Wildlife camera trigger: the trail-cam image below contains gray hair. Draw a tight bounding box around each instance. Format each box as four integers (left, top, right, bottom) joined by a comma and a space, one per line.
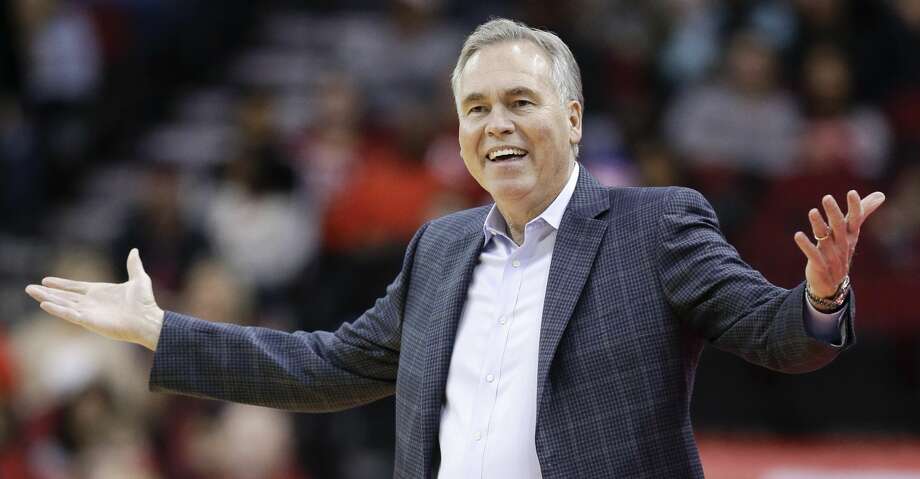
451, 18, 584, 156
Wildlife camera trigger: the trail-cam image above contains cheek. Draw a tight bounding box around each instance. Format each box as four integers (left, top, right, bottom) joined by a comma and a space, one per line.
461, 152, 480, 179
531, 122, 565, 155
458, 124, 481, 164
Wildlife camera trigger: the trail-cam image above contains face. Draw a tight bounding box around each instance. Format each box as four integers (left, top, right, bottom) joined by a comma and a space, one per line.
728, 36, 775, 94
805, 50, 849, 104
456, 41, 581, 209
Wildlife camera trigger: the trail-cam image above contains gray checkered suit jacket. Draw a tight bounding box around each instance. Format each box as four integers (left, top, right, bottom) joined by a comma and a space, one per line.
150, 166, 855, 478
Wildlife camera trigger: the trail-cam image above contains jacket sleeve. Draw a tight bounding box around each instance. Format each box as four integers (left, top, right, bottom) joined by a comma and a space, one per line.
148, 223, 429, 412
655, 187, 855, 373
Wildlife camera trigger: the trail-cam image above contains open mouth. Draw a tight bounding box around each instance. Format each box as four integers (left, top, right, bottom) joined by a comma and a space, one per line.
486, 146, 529, 162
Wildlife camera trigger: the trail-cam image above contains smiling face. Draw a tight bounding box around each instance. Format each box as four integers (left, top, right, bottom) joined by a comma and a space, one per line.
456, 41, 582, 213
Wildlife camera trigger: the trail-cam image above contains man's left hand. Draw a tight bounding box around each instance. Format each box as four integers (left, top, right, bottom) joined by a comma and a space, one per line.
793, 190, 886, 298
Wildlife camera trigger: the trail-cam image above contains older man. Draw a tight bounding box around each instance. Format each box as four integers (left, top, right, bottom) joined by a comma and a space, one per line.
26, 18, 884, 478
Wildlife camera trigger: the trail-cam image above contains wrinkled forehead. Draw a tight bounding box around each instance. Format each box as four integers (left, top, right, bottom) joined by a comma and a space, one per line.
455, 41, 556, 101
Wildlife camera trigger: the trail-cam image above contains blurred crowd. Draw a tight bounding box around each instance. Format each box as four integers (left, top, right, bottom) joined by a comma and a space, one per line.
1, 0, 919, 478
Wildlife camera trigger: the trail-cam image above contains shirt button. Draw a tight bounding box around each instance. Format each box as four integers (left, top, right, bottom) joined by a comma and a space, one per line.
486, 374, 495, 383
498, 316, 506, 325
473, 431, 482, 441
511, 260, 521, 268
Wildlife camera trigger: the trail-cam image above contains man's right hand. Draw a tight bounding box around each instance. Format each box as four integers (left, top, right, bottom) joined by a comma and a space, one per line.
25, 248, 165, 351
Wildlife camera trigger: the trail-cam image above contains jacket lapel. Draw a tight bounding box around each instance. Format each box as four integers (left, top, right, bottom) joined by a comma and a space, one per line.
536, 167, 610, 411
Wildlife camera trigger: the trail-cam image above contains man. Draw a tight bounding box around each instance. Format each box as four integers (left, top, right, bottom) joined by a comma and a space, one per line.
26, 18, 885, 478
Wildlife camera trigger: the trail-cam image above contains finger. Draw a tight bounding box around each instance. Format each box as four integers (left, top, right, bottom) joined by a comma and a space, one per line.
43, 286, 83, 304
859, 191, 886, 223
846, 190, 862, 234
26, 285, 80, 308
39, 301, 83, 324
26, 284, 53, 303
808, 208, 829, 240
41, 277, 90, 294
822, 195, 848, 248
794, 232, 828, 270
24, 284, 44, 303
127, 248, 148, 282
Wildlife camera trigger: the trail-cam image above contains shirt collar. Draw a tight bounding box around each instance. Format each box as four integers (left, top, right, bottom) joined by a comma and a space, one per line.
482, 162, 580, 244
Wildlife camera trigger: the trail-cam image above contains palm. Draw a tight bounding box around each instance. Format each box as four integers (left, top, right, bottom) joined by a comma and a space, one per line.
80, 279, 154, 341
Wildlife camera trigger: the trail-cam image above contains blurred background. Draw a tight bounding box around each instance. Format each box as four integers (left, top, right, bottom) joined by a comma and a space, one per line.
0, 0, 918, 477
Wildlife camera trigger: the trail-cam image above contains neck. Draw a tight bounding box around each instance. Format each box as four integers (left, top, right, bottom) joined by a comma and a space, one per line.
495, 161, 574, 246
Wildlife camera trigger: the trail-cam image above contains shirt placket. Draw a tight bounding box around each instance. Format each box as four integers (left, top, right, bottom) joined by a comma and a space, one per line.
466, 232, 536, 478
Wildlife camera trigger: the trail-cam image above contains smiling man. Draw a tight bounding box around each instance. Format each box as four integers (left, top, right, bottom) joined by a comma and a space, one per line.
26, 18, 885, 478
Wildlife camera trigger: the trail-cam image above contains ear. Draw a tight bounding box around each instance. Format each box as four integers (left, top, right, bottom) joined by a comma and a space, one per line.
566, 100, 583, 147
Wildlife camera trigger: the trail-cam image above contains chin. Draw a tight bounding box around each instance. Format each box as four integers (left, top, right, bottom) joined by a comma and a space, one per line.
486, 178, 537, 202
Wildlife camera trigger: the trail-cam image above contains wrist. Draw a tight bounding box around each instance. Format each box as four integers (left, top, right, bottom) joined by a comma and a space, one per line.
806, 275, 850, 313
140, 307, 165, 351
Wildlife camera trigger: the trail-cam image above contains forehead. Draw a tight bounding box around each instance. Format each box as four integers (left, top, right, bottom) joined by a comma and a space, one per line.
457, 41, 554, 98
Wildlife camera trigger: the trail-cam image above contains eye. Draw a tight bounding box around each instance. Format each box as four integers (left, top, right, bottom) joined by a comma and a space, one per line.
512, 99, 533, 108
467, 105, 487, 115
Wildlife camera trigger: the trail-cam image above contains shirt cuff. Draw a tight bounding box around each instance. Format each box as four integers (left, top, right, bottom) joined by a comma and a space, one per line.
803, 292, 847, 346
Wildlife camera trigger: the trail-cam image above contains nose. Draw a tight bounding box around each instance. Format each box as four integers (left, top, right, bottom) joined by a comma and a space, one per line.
485, 106, 514, 138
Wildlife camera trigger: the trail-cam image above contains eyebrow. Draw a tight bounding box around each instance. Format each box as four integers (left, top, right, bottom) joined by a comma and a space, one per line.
506, 87, 539, 98
460, 92, 486, 106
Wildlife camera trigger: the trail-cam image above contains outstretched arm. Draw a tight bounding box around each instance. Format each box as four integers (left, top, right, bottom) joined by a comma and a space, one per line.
24, 225, 428, 411
657, 188, 883, 373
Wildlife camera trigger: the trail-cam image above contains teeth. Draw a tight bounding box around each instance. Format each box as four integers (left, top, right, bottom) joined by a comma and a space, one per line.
488, 148, 527, 160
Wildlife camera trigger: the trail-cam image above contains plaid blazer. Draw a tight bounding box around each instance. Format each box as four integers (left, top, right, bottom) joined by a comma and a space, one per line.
150, 166, 855, 478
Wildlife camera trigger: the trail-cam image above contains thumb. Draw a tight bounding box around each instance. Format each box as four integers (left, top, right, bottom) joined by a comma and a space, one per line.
127, 248, 148, 281
860, 191, 886, 222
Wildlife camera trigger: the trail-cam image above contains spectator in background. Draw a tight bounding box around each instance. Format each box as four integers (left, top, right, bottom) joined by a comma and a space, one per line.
207, 139, 313, 297
665, 30, 801, 177
19, 0, 102, 200
22, 0, 101, 104
289, 74, 460, 251
293, 74, 368, 209
206, 91, 315, 304
112, 162, 210, 309
798, 43, 890, 178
